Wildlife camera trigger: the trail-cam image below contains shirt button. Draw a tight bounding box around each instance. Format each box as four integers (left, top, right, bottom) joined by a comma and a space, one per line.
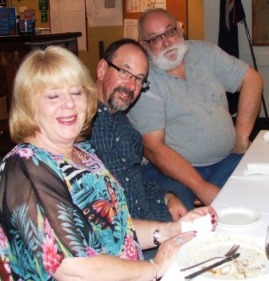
116, 137, 120, 141
125, 177, 129, 181
121, 158, 126, 162
104, 107, 108, 111
98, 109, 101, 112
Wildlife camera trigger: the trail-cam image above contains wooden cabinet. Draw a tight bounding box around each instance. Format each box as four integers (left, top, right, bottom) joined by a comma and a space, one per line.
0, 32, 81, 156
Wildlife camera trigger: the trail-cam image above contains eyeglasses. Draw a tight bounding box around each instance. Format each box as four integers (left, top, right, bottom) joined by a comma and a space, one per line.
142, 27, 178, 45
106, 60, 149, 89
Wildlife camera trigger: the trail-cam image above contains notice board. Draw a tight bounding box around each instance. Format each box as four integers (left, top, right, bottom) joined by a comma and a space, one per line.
123, 0, 188, 38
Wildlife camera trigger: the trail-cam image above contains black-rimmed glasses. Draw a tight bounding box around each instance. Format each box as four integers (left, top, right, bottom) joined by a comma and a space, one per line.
142, 27, 178, 45
106, 60, 150, 89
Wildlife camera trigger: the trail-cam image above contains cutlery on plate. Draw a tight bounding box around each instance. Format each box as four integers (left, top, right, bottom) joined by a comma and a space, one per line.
265, 226, 269, 259
180, 244, 240, 272
184, 252, 240, 280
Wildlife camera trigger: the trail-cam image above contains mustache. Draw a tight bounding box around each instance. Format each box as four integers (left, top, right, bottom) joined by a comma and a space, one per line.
112, 86, 134, 99
162, 45, 176, 55
149, 41, 188, 71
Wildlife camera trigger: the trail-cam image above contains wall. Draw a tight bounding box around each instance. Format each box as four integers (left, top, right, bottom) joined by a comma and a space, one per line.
85, 1, 202, 77
10, 1, 203, 80
80, 26, 123, 79
11, 0, 49, 29
204, 0, 269, 117
10, 0, 121, 78
188, 0, 204, 40
9, 1, 268, 117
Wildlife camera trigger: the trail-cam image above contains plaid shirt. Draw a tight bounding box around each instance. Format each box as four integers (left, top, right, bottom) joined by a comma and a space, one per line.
89, 102, 172, 221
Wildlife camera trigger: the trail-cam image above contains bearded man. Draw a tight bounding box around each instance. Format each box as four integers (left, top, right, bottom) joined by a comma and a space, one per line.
89, 38, 187, 225
128, 8, 263, 210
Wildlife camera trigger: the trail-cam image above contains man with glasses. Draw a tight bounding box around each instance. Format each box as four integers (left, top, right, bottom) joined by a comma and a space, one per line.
128, 8, 263, 210
88, 39, 188, 227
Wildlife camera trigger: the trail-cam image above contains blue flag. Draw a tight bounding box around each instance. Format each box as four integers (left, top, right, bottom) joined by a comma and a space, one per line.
218, 0, 245, 58
218, 0, 245, 114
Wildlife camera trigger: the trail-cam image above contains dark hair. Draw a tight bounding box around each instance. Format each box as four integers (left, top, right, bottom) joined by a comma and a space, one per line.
102, 38, 148, 62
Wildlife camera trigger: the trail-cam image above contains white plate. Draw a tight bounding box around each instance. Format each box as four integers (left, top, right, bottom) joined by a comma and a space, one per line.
217, 207, 261, 227
177, 232, 269, 280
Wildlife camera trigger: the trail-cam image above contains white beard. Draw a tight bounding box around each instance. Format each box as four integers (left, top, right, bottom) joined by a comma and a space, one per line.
149, 41, 189, 71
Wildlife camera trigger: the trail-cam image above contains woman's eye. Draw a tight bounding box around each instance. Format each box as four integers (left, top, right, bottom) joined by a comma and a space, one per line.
48, 95, 59, 100
71, 91, 82, 96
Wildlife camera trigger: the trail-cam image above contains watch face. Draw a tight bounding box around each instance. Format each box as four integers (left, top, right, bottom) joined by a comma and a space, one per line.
153, 229, 160, 246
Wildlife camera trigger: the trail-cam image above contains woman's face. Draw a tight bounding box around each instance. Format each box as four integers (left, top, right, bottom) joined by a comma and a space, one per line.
34, 85, 87, 147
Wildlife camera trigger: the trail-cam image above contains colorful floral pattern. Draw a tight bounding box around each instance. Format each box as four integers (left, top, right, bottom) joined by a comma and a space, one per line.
0, 141, 143, 280
0, 225, 12, 281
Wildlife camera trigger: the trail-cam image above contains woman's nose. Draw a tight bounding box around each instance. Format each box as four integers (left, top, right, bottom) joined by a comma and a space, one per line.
62, 94, 75, 108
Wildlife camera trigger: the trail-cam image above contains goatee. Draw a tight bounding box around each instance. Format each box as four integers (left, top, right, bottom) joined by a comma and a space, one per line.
149, 41, 189, 71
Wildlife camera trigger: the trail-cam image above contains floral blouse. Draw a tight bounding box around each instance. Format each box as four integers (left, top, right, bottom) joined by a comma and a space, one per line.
0, 141, 143, 281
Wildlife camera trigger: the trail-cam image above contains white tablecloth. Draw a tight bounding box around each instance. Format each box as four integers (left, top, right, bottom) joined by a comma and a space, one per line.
161, 130, 269, 281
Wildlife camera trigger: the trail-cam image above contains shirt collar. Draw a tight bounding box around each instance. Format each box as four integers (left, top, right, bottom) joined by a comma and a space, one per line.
98, 101, 124, 116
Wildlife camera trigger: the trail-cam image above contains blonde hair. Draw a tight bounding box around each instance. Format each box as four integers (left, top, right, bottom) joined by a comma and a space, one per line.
10, 45, 98, 143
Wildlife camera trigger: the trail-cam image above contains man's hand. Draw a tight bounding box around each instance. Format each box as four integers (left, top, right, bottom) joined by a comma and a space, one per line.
194, 183, 220, 206
232, 136, 251, 154
165, 192, 188, 221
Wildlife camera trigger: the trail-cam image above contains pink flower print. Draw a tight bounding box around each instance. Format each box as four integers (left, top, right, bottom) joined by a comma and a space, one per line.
42, 219, 62, 275
0, 226, 8, 249
42, 235, 62, 276
85, 246, 97, 257
44, 218, 54, 238
51, 153, 62, 162
2, 260, 12, 280
120, 235, 138, 261
17, 148, 34, 159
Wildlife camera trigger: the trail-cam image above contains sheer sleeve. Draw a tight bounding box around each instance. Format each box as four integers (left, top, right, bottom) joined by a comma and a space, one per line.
1, 152, 100, 278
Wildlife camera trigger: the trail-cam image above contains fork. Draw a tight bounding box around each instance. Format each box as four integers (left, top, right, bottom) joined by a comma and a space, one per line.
180, 244, 240, 272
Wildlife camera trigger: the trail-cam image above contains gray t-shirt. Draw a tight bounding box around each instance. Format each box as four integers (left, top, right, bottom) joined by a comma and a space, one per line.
128, 40, 249, 166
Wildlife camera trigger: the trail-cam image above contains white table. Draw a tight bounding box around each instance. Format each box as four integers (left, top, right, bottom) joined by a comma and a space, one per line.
162, 130, 269, 281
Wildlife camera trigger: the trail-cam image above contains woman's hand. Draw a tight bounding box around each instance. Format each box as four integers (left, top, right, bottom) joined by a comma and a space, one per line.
167, 206, 218, 238
180, 206, 218, 230
153, 231, 196, 278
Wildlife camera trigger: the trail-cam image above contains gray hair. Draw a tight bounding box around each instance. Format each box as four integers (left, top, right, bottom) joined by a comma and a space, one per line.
137, 8, 177, 40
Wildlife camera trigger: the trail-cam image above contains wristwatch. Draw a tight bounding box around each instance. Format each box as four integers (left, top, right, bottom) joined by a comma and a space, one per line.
153, 229, 160, 246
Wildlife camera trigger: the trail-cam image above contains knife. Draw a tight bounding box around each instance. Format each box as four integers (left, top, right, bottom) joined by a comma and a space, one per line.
184, 253, 240, 280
